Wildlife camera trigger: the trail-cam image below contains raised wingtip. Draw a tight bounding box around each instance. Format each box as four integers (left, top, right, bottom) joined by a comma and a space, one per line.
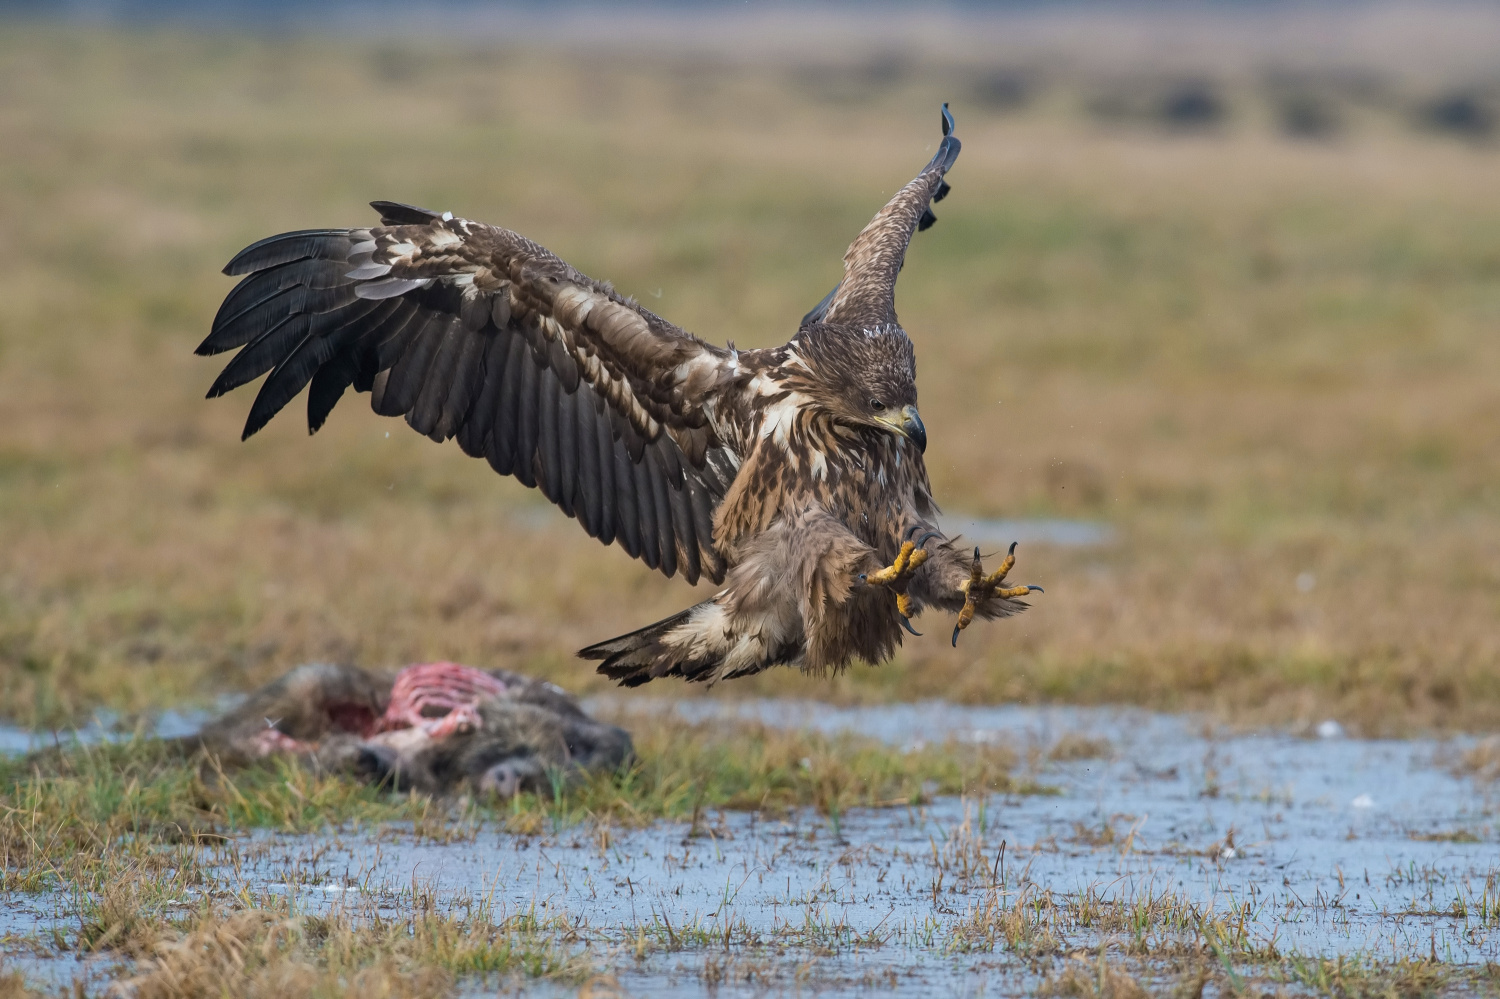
369, 201, 443, 225
923, 105, 961, 180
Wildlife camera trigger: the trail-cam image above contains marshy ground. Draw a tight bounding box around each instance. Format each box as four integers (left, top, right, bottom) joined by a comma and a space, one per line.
2, 703, 1498, 995
3, 11, 1500, 995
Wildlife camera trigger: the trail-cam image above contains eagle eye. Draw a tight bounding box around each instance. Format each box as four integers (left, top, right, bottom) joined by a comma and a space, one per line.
869, 399, 886, 412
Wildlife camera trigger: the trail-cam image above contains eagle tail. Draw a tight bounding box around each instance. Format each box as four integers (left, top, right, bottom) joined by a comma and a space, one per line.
580, 595, 797, 687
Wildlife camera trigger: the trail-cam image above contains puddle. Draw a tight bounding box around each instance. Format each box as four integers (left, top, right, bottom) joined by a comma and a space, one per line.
938, 516, 1115, 548
2, 701, 1495, 994
0, 709, 212, 756
593, 697, 1142, 749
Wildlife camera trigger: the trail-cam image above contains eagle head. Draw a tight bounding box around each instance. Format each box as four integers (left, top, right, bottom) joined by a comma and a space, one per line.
792, 323, 925, 452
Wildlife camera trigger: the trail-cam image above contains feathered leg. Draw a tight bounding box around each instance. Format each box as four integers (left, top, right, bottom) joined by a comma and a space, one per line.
582, 505, 893, 686
861, 529, 943, 634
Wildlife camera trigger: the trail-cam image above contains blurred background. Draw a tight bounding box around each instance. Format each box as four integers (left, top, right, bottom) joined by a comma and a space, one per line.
1, 1, 1498, 735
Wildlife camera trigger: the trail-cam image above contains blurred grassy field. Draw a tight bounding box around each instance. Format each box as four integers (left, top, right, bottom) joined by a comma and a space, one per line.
2, 27, 1499, 734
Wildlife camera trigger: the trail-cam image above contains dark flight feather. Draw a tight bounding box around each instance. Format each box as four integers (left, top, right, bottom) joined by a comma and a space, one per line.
574, 387, 603, 537
645, 448, 677, 578
380, 315, 446, 418
611, 441, 641, 558
631, 452, 659, 569
594, 400, 618, 545
202, 259, 349, 355
244, 326, 341, 439
537, 371, 564, 511
307, 352, 359, 434
223, 230, 352, 277
488, 334, 527, 476
205, 286, 359, 391
513, 347, 541, 490
454, 332, 507, 458
556, 376, 580, 515
409, 319, 466, 439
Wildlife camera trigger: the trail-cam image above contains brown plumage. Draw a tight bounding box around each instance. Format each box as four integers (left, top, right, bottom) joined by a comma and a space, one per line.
199, 105, 1040, 687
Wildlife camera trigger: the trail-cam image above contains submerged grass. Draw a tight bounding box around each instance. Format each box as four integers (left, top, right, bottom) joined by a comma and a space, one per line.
0, 743, 1491, 995
97, 899, 591, 998
0, 720, 1025, 993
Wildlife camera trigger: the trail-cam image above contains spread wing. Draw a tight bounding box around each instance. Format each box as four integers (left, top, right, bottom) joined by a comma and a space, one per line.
198, 202, 738, 584
802, 104, 961, 329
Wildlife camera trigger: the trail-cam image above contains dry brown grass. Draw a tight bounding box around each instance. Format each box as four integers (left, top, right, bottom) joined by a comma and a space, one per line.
1038, 957, 1152, 999
1047, 734, 1113, 762
1, 28, 1499, 734
1457, 737, 1500, 782
0, 968, 41, 999
102, 906, 582, 999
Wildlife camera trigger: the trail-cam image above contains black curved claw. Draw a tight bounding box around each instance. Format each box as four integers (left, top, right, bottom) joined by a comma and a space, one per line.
1008, 541, 1018, 556
900, 616, 922, 637
1025, 585, 1044, 594
951, 624, 962, 648
915, 531, 942, 550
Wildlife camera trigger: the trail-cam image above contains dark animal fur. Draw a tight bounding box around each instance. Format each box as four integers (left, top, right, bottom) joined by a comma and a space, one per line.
185, 663, 632, 797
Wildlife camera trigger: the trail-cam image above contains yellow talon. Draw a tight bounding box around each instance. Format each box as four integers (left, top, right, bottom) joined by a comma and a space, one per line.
864, 538, 934, 635
865, 541, 928, 586
983, 547, 1016, 588
953, 548, 984, 640
952, 543, 1042, 648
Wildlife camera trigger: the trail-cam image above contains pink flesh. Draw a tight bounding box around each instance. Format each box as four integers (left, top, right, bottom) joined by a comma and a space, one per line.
376, 661, 508, 736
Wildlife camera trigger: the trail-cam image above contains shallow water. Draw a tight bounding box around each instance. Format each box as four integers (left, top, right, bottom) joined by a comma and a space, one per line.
0, 709, 212, 756
4, 702, 1496, 995
938, 516, 1114, 548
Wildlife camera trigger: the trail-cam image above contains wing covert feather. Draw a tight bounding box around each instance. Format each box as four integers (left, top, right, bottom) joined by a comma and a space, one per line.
201, 206, 736, 584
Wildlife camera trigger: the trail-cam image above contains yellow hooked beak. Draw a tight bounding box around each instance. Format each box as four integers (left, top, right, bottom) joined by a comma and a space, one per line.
877, 404, 927, 453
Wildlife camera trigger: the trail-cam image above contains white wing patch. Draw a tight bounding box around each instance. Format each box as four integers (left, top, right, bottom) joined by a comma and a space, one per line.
759, 391, 812, 457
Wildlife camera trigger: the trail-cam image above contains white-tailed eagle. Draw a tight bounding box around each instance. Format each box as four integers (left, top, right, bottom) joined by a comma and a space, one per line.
199, 105, 1040, 686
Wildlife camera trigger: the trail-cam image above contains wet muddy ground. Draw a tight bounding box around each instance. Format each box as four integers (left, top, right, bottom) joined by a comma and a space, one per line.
4, 702, 1498, 995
